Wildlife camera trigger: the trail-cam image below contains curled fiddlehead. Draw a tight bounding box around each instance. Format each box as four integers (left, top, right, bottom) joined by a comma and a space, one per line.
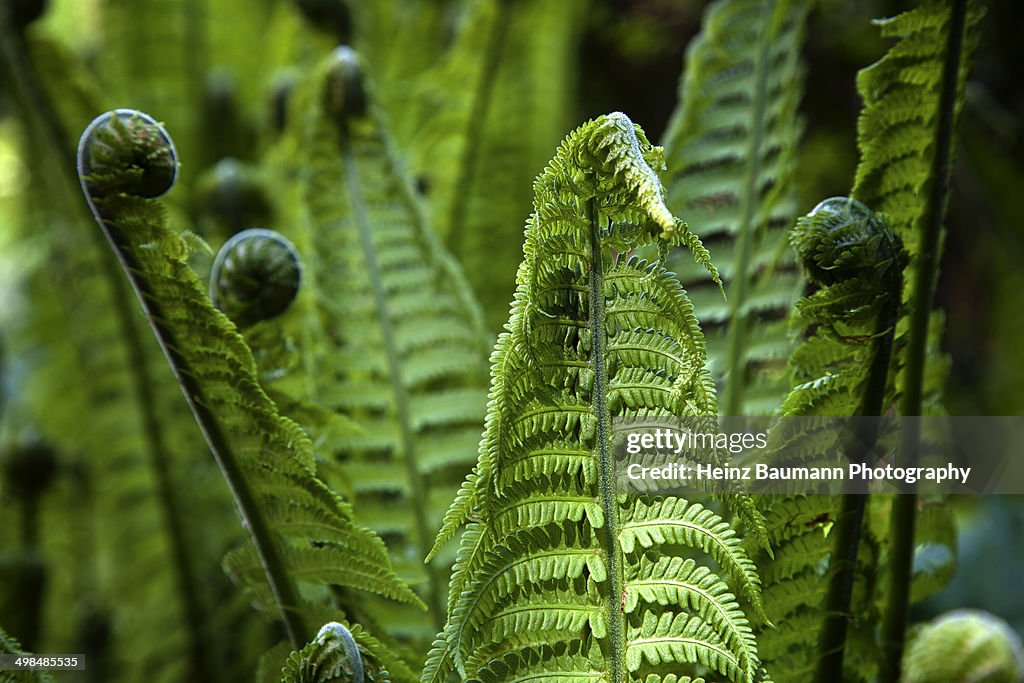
787, 196, 906, 351
902, 610, 1024, 683
280, 621, 368, 683
791, 196, 904, 291
210, 228, 302, 328
324, 46, 367, 121
78, 109, 178, 200
77, 109, 421, 656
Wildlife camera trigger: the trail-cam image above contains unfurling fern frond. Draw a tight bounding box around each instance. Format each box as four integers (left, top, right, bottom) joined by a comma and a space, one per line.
852, 0, 983, 418
280, 621, 367, 683
269, 46, 490, 642
76, 111, 421, 666
424, 113, 767, 683
662, 0, 810, 417
901, 610, 1024, 683
754, 197, 905, 683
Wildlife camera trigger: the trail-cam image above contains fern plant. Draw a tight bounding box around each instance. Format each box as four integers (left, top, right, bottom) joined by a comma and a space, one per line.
423, 112, 769, 683
662, 0, 809, 417
261, 46, 491, 643
75, 109, 422, 679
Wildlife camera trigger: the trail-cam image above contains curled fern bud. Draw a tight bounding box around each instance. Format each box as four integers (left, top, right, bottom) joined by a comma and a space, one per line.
281, 621, 364, 683
210, 228, 301, 328
790, 196, 903, 287
324, 46, 367, 120
78, 109, 178, 199
903, 610, 1024, 683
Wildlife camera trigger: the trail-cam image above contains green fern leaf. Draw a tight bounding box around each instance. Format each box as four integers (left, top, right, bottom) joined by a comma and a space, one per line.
266, 46, 491, 642
75, 110, 422, 656
662, 0, 811, 417
424, 113, 766, 683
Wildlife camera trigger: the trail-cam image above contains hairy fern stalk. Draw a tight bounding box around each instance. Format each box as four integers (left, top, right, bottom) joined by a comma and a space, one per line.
424, 112, 769, 683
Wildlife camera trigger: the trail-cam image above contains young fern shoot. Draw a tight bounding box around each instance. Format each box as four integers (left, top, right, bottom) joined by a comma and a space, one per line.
76, 110, 420, 663
424, 112, 768, 683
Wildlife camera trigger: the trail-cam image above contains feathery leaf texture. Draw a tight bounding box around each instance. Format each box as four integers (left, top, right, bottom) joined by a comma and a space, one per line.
75, 110, 421, 652
280, 621, 373, 683
1, 36, 240, 680
423, 113, 766, 683
662, 0, 810, 417
272, 46, 490, 638
852, 0, 982, 414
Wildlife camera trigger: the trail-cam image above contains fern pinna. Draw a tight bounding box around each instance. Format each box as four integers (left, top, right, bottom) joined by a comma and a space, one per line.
75, 109, 421, 679
662, 0, 809, 417
267, 46, 490, 640
423, 112, 768, 683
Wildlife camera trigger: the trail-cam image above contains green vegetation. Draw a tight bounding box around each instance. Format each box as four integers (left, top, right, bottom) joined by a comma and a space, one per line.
1, 1, 1022, 682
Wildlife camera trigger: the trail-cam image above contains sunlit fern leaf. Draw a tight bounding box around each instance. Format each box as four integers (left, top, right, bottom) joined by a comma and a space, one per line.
850, 5, 982, 675
0, 625, 53, 683
423, 112, 767, 683
662, 0, 810, 417
75, 111, 422, 666
396, 0, 589, 332
259, 46, 492, 645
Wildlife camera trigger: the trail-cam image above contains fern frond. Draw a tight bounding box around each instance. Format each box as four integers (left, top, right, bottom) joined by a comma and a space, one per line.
279, 621, 369, 683
425, 113, 766, 683
754, 197, 904, 683
662, 0, 811, 417
269, 46, 491, 641
0, 31, 249, 680
850, 4, 982, 677
76, 111, 421, 656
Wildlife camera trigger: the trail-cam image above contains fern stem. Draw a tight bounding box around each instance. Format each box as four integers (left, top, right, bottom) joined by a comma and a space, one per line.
881, 1, 969, 679
814, 273, 901, 683
721, 0, 774, 417
77, 150, 309, 652
0, 26, 221, 678
588, 201, 625, 683
340, 125, 446, 629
